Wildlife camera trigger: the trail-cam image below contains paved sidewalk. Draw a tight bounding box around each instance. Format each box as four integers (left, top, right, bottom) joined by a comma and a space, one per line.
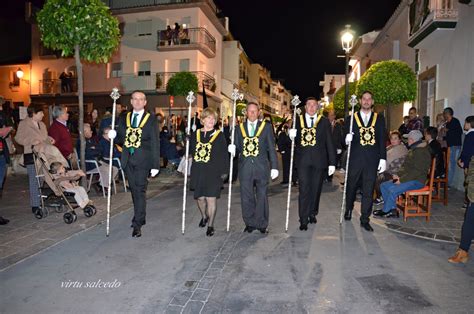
0, 169, 182, 271
334, 171, 467, 243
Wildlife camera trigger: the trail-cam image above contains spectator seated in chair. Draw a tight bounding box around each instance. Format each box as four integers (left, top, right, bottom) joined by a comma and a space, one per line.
77, 123, 118, 191
99, 126, 122, 169
425, 126, 445, 178
374, 130, 432, 218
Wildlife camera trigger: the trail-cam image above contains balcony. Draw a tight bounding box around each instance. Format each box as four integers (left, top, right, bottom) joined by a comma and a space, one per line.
121, 71, 216, 93
408, 0, 458, 48
157, 27, 216, 58
39, 78, 78, 94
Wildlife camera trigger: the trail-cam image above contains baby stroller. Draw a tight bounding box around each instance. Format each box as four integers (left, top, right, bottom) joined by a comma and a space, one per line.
32, 148, 97, 224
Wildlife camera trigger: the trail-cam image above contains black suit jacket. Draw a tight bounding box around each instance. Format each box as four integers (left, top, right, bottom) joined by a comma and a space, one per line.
345, 111, 386, 166
330, 121, 344, 151
235, 120, 278, 171
428, 140, 445, 178
116, 111, 160, 170
295, 115, 336, 169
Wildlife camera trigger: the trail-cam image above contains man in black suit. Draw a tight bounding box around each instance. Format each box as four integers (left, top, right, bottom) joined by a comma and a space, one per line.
277, 123, 292, 184
115, 90, 160, 237
344, 91, 386, 232
228, 102, 279, 234
289, 97, 336, 231
425, 126, 445, 178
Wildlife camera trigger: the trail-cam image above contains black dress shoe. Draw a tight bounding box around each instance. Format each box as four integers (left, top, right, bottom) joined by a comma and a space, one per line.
299, 223, 308, 231
258, 228, 269, 234
344, 209, 352, 221
360, 222, 374, 232
206, 226, 214, 237
243, 226, 255, 233
132, 226, 142, 237
0, 216, 9, 225
372, 209, 386, 217
309, 216, 317, 224
32, 206, 39, 214
384, 210, 399, 218
199, 217, 208, 228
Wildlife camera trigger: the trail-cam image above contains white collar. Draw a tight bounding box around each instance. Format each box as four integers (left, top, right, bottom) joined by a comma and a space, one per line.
305, 113, 317, 119
133, 109, 145, 115
466, 128, 474, 135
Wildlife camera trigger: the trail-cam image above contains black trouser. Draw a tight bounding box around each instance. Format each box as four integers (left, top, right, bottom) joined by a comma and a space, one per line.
298, 165, 324, 224
281, 152, 290, 183
346, 163, 377, 224
125, 161, 150, 228
460, 203, 474, 252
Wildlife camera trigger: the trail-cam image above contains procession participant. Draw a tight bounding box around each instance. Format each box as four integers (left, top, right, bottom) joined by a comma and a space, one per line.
289, 97, 336, 231
115, 90, 160, 238
344, 91, 386, 232
228, 102, 279, 234
189, 108, 229, 237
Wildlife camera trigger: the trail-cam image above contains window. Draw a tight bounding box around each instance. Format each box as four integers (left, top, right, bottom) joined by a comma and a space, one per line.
109, 62, 122, 78
137, 61, 151, 76
137, 20, 152, 36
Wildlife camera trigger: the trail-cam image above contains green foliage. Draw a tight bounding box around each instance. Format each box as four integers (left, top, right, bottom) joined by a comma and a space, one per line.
236, 103, 247, 117
356, 60, 417, 105
37, 0, 120, 63
333, 82, 357, 118
166, 72, 199, 96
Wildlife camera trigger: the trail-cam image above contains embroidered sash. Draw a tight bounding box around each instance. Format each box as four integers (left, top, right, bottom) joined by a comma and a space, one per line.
194, 130, 221, 163
299, 115, 322, 147
124, 112, 151, 149
354, 112, 378, 146
240, 121, 266, 157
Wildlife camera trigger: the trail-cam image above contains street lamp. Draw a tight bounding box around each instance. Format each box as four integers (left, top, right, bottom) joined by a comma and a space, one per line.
340, 24, 354, 117
16, 68, 24, 79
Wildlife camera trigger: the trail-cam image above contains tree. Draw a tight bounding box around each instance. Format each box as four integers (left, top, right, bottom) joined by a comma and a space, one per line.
37, 0, 120, 181
166, 72, 199, 97
356, 60, 417, 106
333, 82, 357, 118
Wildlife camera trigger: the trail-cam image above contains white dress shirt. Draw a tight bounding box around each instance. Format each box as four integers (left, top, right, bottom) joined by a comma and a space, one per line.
305, 113, 317, 128
247, 120, 258, 136
132, 109, 145, 127
360, 111, 372, 126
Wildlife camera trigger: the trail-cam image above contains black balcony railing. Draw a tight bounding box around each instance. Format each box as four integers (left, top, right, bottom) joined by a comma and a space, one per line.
155, 71, 216, 92
39, 78, 78, 94
157, 27, 216, 57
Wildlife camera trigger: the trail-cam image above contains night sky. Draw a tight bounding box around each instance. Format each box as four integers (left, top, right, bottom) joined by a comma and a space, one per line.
2, 0, 401, 98
214, 0, 401, 98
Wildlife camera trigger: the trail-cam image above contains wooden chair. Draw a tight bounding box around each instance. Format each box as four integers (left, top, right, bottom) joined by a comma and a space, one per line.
432, 147, 450, 205
397, 158, 436, 222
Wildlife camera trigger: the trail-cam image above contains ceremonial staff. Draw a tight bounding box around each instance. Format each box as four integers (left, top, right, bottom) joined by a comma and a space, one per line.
182, 91, 196, 234
106, 87, 120, 237
285, 95, 301, 232
340, 95, 358, 224
226, 88, 243, 232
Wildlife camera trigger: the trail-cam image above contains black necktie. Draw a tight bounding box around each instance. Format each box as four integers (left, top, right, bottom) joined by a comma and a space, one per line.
310, 117, 314, 128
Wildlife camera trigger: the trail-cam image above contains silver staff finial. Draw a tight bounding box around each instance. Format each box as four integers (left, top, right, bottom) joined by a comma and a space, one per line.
186, 91, 196, 104
350, 94, 358, 107
238, 93, 244, 101
110, 87, 120, 101
291, 95, 301, 107
231, 88, 240, 101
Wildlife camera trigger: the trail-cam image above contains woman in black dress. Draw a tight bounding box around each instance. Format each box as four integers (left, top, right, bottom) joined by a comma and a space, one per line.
190, 108, 229, 236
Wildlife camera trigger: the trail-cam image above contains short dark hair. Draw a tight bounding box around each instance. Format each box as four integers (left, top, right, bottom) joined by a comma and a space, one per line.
27, 103, 44, 117
389, 130, 402, 140
131, 90, 146, 99
305, 97, 318, 103
360, 90, 373, 98
246, 102, 259, 109
403, 115, 409, 120
443, 107, 454, 116
465, 116, 474, 129
409, 107, 417, 113
425, 126, 438, 139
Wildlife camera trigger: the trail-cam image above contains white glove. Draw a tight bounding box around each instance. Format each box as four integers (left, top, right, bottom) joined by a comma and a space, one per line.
108, 129, 117, 139
228, 144, 236, 157
150, 169, 159, 177
191, 124, 197, 132
289, 128, 297, 141
270, 169, 279, 180
336, 149, 342, 154
328, 165, 335, 176
345, 133, 353, 145
377, 159, 386, 174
